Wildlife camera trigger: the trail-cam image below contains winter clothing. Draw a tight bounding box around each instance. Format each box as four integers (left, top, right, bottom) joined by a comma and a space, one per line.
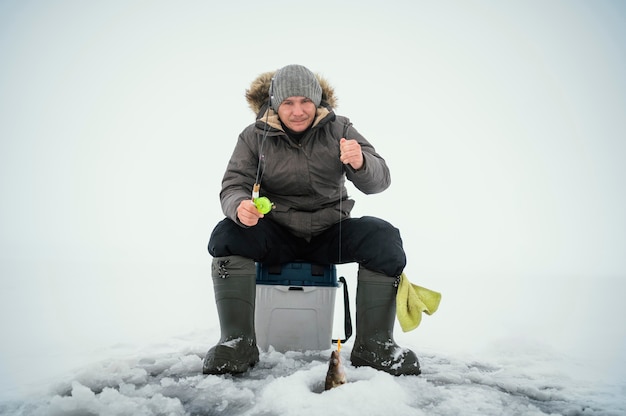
270, 64, 322, 112
396, 273, 441, 332
209, 215, 406, 277
206, 65, 438, 377
203, 256, 259, 375
225, 68, 391, 241
350, 267, 421, 376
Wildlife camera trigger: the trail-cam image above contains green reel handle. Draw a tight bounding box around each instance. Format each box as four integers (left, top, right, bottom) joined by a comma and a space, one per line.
254, 197, 273, 214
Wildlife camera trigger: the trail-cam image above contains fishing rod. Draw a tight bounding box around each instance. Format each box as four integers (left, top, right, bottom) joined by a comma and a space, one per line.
251, 78, 276, 215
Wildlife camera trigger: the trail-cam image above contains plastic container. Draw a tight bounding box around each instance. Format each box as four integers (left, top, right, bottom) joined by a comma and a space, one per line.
255, 262, 338, 352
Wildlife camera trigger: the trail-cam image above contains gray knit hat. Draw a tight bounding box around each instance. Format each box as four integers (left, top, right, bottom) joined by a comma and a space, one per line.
270, 64, 322, 112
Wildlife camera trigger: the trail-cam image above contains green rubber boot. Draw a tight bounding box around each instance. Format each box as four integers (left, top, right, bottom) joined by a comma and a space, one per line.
350, 267, 421, 376
203, 256, 259, 375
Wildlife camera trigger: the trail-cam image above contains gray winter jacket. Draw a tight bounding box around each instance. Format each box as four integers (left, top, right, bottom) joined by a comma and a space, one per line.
220, 71, 391, 240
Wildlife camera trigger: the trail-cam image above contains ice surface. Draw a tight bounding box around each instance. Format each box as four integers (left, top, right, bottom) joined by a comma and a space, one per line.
0, 332, 623, 416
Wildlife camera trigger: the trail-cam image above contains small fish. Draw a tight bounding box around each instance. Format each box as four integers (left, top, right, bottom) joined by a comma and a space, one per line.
324, 349, 347, 390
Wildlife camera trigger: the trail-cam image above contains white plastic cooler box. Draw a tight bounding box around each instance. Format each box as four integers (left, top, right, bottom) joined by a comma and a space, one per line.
255, 262, 345, 352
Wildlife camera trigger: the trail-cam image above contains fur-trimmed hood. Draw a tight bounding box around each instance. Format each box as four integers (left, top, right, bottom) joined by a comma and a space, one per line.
245, 70, 338, 115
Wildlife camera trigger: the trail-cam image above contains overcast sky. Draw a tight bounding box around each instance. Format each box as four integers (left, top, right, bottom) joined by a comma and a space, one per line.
1, 0, 625, 394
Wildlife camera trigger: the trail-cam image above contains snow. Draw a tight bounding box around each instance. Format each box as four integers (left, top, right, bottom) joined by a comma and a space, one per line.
0, 329, 624, 416
1, 0, 626, 415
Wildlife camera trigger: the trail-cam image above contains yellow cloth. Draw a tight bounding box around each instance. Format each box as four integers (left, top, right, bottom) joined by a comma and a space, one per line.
396, 273, 441, 332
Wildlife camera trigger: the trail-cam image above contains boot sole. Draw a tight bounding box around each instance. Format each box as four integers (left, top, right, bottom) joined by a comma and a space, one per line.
351, 353, 421, 376
203, 344, 259, 375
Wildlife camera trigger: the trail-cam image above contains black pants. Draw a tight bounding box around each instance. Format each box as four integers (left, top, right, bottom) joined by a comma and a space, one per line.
208, 216, 406, 277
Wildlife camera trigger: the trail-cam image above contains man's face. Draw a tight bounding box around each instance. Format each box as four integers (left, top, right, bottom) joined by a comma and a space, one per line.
277, 96, 317, 133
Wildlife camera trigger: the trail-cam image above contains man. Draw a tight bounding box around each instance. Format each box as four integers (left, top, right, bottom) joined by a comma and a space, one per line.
204, 64, 420, 376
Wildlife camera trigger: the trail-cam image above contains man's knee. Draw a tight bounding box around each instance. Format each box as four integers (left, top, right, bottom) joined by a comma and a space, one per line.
360, 216, 402, 242
350, 216, 406, 276
208, 218, 241, 257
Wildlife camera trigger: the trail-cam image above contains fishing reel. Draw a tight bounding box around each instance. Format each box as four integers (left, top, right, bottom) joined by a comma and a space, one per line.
254, 196, 274, 214
252, 184, 274, 214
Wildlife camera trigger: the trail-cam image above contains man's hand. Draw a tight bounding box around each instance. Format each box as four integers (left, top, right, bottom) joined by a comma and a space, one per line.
340, 138, 364, 170
237, 199, 264, 226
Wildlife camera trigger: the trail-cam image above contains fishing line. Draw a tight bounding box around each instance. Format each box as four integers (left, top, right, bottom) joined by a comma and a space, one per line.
254, 95, 272, 188
338, 121, 353, 264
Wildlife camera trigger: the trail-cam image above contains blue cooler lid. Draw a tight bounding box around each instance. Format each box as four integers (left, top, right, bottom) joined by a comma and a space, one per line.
256, 262, 338, 287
